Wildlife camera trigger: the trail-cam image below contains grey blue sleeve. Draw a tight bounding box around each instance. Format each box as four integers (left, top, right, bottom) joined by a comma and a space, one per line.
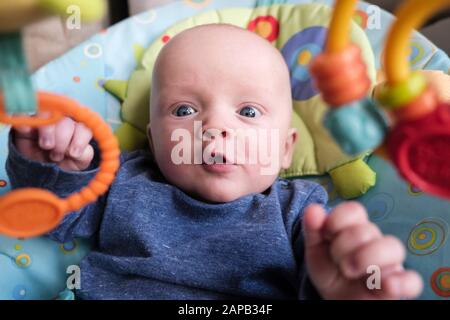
293, 184, 329, 300
5, 129, 107, 243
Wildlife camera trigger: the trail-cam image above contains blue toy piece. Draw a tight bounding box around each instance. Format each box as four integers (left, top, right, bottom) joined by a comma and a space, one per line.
0, 33, 36, 114
323, 98, 389, 155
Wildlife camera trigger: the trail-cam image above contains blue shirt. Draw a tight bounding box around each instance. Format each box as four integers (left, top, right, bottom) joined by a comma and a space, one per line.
6, 130, 328, 300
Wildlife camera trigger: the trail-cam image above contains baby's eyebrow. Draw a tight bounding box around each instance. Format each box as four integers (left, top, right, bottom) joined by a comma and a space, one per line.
155, 88, 200, 108
157, 83, 202, 96
155, 81, 277, 109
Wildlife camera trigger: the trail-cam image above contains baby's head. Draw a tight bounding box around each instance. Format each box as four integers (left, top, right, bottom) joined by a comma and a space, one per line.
148, 24, 297, 203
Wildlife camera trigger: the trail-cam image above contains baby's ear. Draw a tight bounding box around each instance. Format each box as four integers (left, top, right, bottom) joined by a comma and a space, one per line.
281, 128, 298, 169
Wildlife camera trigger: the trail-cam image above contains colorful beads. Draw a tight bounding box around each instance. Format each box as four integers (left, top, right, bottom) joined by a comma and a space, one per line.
393, 86, 438, 122
310, 44, 371, 106
376, 72, 427, 110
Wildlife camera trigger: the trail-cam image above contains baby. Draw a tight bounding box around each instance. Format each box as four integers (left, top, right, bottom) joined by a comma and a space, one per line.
7, 24, 423, 300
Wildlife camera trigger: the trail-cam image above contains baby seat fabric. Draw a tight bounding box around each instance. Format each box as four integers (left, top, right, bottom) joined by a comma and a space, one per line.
0, 0, 449, 300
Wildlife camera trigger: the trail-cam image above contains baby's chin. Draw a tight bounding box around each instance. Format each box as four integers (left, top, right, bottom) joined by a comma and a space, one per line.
174, 176, 277, 204
158, 162, 280, 203
191, 187, 250, 204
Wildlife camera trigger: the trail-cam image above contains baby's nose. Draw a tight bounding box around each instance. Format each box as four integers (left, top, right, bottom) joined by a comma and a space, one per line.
203, 129, 227, 139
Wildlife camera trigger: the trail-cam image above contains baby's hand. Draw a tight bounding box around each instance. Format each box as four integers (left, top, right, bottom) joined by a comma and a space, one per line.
13, 114, 94, 171
303, 202, 423, 300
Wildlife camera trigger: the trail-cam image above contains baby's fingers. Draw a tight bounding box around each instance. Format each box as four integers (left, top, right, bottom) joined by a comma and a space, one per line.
38, 124, 56, 150
33, 112, 57, 150
378, 270, 423, 300
49, 117, 75, 162
330, 223, 382, 265
72, 144, 94, 170
13, 125, 36, 140
340, 235, 406, 279
68, 123, 93, 158
324, 202, 369, 240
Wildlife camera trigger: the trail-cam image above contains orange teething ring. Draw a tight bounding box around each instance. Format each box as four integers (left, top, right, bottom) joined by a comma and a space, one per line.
0, 92, 120, 238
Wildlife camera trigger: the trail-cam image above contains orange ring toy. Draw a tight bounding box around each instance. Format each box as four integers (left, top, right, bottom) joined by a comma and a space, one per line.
0, 92, 120, 238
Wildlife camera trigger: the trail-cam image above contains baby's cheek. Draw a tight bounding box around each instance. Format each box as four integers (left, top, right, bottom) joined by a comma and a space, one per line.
242, 164, 279, 191
234, 132, 277, 165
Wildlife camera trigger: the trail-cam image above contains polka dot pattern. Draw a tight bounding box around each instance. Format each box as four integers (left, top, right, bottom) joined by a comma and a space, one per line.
84, 43, 103, 59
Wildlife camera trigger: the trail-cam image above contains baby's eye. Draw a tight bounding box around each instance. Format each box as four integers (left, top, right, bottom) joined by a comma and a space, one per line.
238, 105, 261, 118
173, 104, 197, 117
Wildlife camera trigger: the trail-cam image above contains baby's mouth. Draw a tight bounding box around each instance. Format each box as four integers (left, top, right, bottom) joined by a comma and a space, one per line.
201, 152, 237, 173
203, 152, 235, 165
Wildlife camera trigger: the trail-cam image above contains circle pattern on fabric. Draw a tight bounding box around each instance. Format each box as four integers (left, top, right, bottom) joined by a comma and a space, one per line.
408, 218, 448, 256
247, 15, 280, 42
84, 43, 103, 59
15, 253, 31, 268
408, 184, 423, 196
431, 267, 450, 297
60, 240, 78, 254
12, 285, 27, 300
281, 26, 327, 101
364, 193, 395, 222
409, 42, 425, 67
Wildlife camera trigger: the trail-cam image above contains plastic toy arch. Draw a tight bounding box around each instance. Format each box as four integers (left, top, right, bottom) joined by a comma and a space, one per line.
0, 92, 120, 238
312, 0, 450, 199
382, 0, 450, 199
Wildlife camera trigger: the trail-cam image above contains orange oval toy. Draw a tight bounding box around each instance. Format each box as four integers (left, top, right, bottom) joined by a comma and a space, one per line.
0, 92, 120, 238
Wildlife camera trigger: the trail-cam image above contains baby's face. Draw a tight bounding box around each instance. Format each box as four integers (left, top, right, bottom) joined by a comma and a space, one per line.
148, 24, 297, 203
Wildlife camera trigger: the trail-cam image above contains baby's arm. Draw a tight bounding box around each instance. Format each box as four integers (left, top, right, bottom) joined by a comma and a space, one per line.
5, 117, 108, 242
292, 185, 329, 300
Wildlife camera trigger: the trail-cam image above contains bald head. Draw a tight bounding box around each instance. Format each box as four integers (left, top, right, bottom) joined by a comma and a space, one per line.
154, 23, 289, 76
